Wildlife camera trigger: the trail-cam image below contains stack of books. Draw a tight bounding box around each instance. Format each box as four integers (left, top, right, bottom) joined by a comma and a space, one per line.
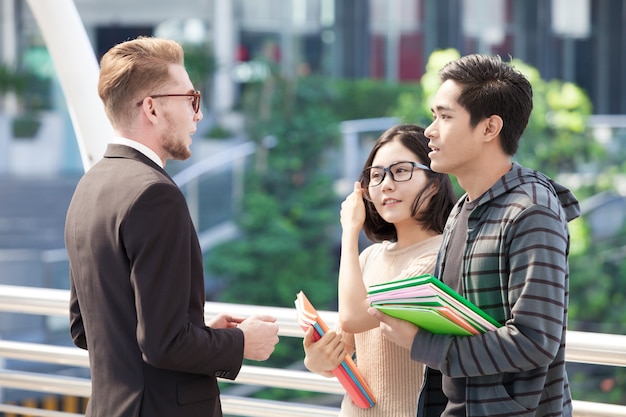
294, 291, 376, 409
367, 274, 501, 336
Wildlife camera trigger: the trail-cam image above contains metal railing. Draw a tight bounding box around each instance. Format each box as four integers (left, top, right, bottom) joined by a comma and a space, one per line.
0, 284, 625, 417
172, 141, 257, 253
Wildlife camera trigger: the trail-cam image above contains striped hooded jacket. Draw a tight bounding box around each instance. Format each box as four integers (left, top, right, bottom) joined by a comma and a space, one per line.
411, 163, 580, 417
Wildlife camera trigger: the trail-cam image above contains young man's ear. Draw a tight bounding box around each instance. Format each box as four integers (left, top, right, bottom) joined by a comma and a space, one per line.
483, 115, 503, 142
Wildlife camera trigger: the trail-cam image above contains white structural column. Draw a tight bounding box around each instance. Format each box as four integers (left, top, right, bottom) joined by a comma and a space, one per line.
0, 0, 18, 174
212, 0, 236, 114
25, 0, 112, 172
1, 0, 18, 115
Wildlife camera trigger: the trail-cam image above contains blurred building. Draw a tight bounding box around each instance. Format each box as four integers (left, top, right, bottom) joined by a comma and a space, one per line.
0, 0, 624, 176
1, 0, 624, 111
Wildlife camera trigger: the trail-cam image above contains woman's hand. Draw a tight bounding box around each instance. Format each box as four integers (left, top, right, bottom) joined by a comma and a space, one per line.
302, 327, 347, 378
340, 181, 367, 236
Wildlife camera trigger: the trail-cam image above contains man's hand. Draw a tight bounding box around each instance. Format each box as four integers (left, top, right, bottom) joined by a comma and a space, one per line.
238, 315, 280, 361
207, 313, 245, 329
368, 307, 418, 350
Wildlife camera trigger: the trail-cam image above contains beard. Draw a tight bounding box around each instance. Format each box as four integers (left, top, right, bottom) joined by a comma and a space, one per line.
162, 114, 192, 161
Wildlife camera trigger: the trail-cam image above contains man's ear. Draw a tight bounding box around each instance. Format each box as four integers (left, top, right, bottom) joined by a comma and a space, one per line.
139, 97, 159, 122
483, 115, 503, 143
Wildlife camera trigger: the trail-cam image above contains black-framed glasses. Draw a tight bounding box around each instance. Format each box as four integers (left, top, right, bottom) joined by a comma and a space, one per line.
362, 161, 431, 187
136, 90, 201, 113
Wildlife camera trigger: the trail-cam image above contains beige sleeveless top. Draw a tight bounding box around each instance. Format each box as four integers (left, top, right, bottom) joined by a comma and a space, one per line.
339, 235, 442, 417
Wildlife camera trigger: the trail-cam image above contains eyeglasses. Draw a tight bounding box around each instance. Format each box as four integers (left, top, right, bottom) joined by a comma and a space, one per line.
362, 161, 431, 187
136, 90, 201, 113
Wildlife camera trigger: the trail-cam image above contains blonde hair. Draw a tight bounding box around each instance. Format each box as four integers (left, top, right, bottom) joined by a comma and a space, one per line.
97, 36, 184, 130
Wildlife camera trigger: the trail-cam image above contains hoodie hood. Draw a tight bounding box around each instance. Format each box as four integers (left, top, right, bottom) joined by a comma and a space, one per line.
473, 162, 581, 223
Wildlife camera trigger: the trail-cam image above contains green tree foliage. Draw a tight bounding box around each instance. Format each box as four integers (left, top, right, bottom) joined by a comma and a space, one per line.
0, 63, 45, 111
0, 65, 16, 95
1, 63, 49, 138
205, 72, 342, 310
326, 77, 420, 121
512, 61, 603, 177
568, 216, 626, 405
206, 71, 349, 405
0, 64, 28, 97
182, 43, 216, 106
570, 232, 626, 334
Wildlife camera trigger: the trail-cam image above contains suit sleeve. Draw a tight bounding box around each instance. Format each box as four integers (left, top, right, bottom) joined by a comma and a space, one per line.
123, 181, 244, 378
69, 272, 87, 350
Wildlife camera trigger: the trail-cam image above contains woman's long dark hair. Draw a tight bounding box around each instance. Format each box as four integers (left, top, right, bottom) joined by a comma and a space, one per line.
360, 124, 456, 242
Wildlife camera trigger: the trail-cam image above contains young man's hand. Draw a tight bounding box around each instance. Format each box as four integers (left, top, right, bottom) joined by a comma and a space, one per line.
368, 307, 419, 350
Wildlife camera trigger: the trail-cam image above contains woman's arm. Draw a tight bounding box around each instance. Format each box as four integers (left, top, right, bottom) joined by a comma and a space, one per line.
337, 182, 381, 333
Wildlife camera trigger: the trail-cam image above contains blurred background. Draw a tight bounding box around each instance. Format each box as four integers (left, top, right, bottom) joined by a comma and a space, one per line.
0, 0, 625, 413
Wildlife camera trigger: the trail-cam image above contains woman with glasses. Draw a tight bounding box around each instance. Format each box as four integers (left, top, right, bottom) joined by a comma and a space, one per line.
303, 124, 456, 416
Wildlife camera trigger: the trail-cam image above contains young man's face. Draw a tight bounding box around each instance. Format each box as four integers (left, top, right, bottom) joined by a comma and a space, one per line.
424, 80, 486, 178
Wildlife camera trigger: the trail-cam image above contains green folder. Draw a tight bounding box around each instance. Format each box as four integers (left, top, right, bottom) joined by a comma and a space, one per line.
368, 274, 501, 335
374, 305, 475, 336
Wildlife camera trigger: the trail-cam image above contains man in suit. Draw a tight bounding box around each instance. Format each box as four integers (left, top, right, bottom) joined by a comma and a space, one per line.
65, 36, 279, 417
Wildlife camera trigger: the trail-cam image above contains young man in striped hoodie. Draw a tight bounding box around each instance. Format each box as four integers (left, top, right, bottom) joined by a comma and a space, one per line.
369, 54, 579, 417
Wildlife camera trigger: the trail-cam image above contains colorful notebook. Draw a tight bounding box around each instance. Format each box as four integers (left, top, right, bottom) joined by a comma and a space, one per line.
367, 274, 501, 336
294, 291, 376, 409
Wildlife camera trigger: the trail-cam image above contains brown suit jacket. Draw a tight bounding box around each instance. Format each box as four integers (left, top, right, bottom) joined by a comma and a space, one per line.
65, 144, 244, 417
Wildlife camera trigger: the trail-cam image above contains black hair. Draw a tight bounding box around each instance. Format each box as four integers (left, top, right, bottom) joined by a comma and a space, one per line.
438, 54, 533, 155
360, 124, 456, 242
